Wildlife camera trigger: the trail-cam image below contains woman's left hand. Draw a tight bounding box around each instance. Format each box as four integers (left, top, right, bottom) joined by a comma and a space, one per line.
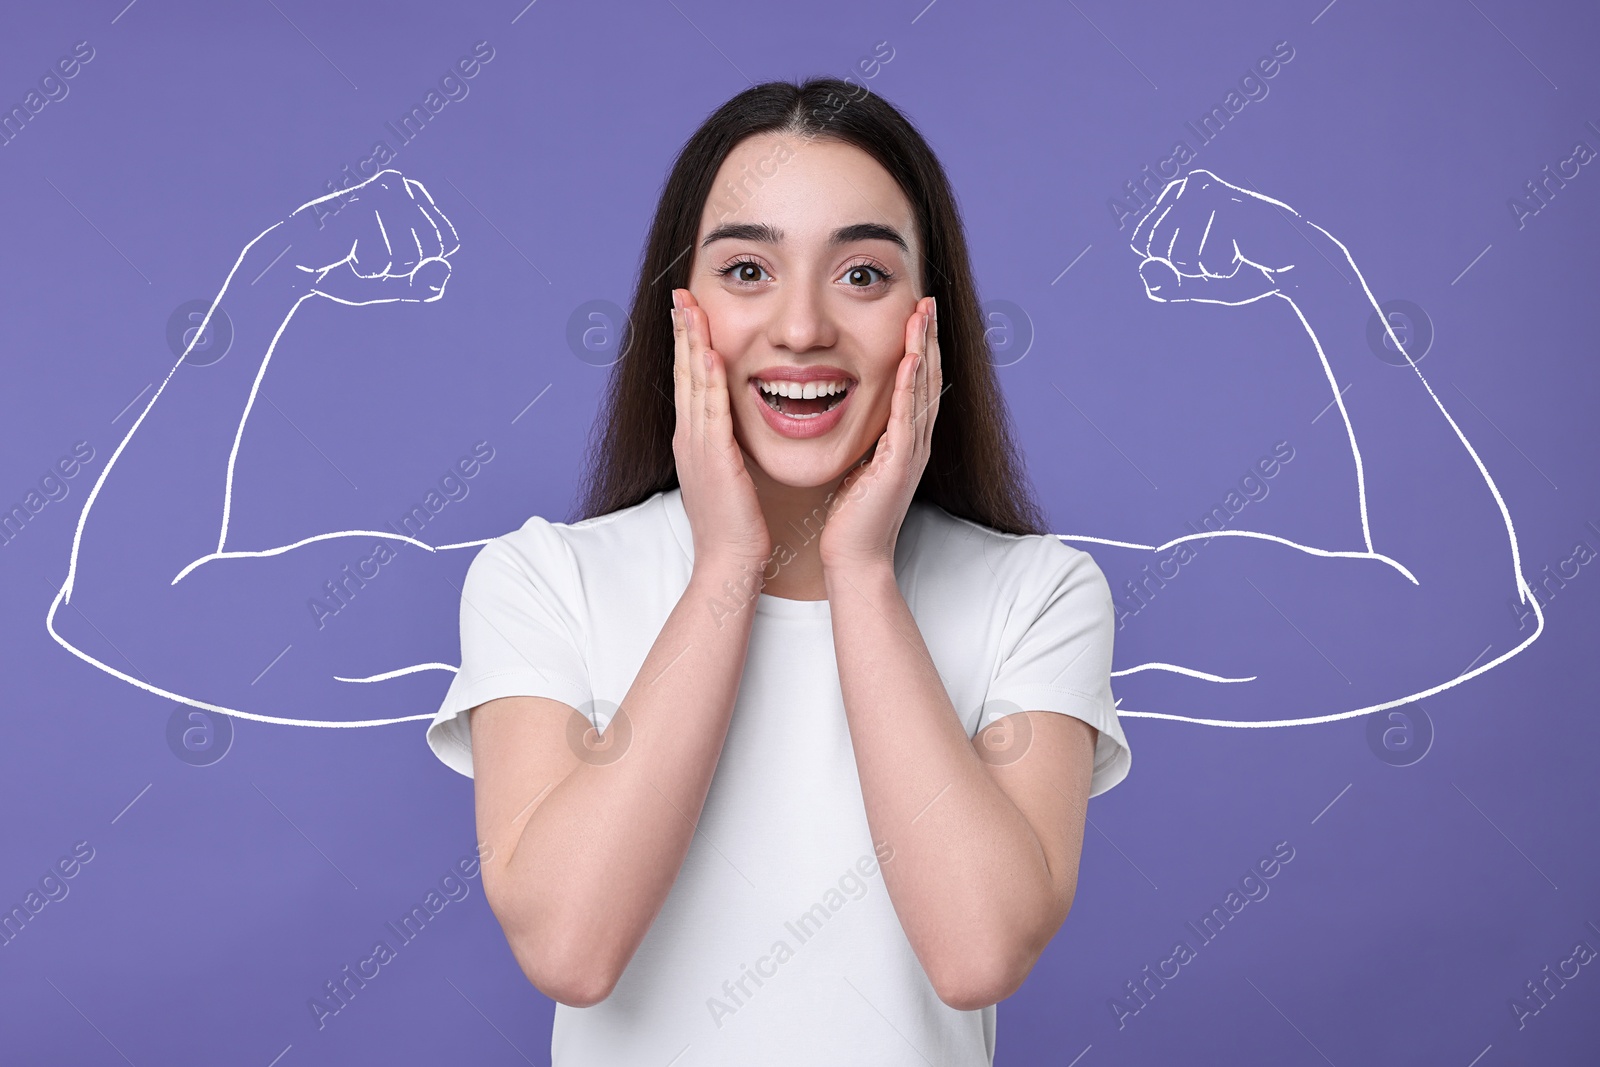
818, 295, 942, 573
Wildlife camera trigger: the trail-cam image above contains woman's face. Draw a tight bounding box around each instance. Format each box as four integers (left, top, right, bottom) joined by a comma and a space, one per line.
687, 133, 923, 492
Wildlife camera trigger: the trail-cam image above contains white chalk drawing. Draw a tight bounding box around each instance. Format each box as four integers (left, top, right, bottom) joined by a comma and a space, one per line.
1068, 170, 1543, 728
47, 171, 471, 728
44, 168, 1543, 734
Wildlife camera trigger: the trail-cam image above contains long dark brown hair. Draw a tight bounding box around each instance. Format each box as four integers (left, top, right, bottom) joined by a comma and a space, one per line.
572, 76, 1047, 537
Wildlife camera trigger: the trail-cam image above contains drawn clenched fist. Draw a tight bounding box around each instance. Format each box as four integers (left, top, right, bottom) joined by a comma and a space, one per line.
276, 169, 460, 305
1129, 168, 1314, 307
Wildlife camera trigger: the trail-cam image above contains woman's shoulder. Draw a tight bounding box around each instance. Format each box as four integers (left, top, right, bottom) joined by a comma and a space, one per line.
908, 500, 1099, 573
483, 488, 686, 582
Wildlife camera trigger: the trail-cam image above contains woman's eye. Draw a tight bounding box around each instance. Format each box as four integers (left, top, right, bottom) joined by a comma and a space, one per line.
718, 261, 770, 284
843, 264, 892, 288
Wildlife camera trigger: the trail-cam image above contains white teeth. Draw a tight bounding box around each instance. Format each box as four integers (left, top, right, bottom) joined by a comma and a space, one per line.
757, 378, 850, 418
756, 378, 850, 398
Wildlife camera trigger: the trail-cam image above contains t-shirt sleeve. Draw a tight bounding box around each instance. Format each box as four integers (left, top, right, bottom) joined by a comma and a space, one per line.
978, 536, 1131, 798
426, 522, 594, 778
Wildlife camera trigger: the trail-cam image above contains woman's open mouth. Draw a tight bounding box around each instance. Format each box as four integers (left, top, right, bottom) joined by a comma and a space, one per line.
755, 377, 850, 418
750, 377, 853, 439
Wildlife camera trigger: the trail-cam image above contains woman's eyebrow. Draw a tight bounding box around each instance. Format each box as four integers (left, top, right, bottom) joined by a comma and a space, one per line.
700, 221, 908, 253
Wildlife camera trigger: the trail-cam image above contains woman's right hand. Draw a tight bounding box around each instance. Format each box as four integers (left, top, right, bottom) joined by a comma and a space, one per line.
670, 288, 772, 572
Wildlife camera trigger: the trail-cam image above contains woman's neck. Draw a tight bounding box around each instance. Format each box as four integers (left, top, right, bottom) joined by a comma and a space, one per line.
748, 469, 846, 602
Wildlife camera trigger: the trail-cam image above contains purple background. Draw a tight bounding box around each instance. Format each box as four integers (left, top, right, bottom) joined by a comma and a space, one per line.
2, 1, 1597, 1063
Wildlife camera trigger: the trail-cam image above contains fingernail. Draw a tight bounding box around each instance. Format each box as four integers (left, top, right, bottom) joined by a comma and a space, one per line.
671, 289, 684, 310
930, 296, 937, 322
670, 308, 678, 329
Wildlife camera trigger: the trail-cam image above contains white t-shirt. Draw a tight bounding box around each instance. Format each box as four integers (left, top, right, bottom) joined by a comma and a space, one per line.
427, 487, 1131, 1066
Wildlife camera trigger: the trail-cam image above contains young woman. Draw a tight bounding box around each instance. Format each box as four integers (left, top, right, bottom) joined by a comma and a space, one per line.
427, 76, 1131, 1065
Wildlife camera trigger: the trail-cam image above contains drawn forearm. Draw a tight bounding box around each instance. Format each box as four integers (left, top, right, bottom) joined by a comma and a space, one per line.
1281, 260, 1521, 599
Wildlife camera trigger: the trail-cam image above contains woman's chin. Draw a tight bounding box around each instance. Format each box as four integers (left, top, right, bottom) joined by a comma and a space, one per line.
743, 443, 860, 492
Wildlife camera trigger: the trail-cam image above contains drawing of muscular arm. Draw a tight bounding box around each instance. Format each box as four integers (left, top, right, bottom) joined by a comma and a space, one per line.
47, 170, 463, 727
1091, 170, 1541, 727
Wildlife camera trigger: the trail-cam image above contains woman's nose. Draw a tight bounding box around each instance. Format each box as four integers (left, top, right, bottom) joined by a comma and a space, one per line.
770, 285, 834, 352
